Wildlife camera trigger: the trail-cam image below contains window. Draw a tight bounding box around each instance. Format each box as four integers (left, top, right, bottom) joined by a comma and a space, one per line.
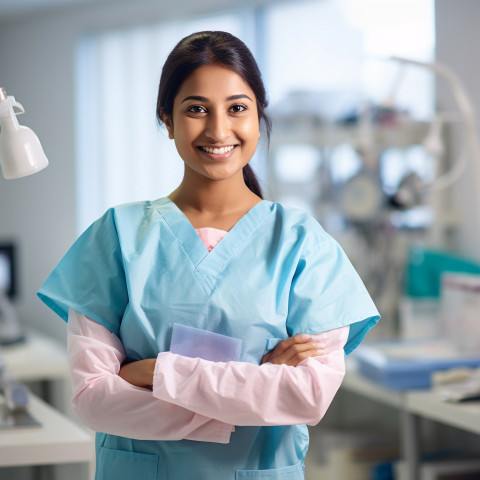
265, 0, 435, 118
75, 11, 251, 232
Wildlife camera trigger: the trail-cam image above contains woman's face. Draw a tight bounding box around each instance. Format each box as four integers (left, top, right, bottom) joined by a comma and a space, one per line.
164, 63, 260, 184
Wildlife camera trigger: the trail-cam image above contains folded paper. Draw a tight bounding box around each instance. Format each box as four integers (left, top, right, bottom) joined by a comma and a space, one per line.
170, 323, 242, 362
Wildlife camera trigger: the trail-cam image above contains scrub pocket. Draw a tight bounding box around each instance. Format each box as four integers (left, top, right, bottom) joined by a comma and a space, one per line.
235, 462, 304, 479
96, 446, 159, 480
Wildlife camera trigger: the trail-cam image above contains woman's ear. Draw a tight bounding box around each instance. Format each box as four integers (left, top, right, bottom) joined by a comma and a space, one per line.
160, 111, 174, 139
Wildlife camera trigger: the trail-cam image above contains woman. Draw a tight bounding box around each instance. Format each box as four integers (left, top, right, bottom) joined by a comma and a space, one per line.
38, 31, 379, 480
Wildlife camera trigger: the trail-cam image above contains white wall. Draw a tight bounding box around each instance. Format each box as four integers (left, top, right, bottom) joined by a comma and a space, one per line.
0, 0, 278, 343
0, 13, 77, 343
435, 0, 480, 262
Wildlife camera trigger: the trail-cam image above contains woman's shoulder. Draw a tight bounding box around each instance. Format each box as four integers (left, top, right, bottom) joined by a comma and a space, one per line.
98, 198, 170, 225
109, 198, 163, 215
83, 199, 168, 240
269, 200, 329, 237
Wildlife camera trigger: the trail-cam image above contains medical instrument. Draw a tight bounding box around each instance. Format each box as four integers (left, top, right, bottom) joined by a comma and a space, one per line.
0, 87, 48, 179
0, 354, 38, 429
433, 366, 480, 403
386, 57, 480, 202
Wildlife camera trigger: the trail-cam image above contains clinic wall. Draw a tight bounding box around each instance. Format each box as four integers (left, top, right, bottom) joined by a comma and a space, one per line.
0, 15, 76, 343
435, 0, 480, 262
0, 0, 280, 343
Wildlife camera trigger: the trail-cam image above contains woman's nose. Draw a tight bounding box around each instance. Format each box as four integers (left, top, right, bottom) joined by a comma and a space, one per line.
205, 111, 231, 142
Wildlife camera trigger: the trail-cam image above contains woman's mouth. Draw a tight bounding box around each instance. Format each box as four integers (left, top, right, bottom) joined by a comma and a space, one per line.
199, 145, 237, 155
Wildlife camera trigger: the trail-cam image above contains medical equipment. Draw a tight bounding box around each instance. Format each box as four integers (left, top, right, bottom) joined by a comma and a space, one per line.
0, 89, 47, 427
0, 87, 48, 179
0, 90, 48, 343
386, 57, 480, 203
354, 339, 480, 390
0, 243, 24, 345
268, 55, 480, 341
0, 354, 38, 429
433, 367, 480, 403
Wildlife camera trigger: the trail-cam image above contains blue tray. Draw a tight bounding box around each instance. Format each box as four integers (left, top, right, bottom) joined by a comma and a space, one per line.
354, 340, 480, 390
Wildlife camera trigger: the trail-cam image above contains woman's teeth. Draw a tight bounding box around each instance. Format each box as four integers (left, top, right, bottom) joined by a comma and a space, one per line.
200, 145, 235, 154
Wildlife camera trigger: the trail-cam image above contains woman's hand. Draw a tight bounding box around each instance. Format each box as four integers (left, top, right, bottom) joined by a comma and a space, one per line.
119, 335, 323, 386
118, 358, 156, 388
261, 334, 324, 367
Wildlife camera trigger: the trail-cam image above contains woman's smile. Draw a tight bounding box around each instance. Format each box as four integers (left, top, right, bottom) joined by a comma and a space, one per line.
199, 145, 236, 155
198, 144, 239, 160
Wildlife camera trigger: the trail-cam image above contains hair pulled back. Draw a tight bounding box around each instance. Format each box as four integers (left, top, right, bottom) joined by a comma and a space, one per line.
156, 31, 270, 198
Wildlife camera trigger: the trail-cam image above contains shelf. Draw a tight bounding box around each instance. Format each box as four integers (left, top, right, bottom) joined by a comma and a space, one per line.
406, 390, 480, 435
270, 120, 430, 149
0, 394, 93, 467
342, 358, 480, 479
0, 330, 69, 382
343, 359, 480, 434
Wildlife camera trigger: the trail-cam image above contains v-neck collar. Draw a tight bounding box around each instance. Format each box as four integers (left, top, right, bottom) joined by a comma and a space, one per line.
152, 197, 274, 293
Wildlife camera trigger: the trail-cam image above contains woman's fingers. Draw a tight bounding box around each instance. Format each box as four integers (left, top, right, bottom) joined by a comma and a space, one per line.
261, 335, 325, 367
271, 344, 324, 366
267, 334, 310, 356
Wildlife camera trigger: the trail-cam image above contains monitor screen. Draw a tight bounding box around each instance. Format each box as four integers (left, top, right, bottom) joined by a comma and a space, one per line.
0, 244, 17, 299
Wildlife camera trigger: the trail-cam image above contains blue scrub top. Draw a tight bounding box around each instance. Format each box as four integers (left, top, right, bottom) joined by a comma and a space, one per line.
38, 198, 379, 480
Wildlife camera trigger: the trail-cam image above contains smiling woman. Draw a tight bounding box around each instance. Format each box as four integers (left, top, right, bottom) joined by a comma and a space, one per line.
38, 30, 379, 480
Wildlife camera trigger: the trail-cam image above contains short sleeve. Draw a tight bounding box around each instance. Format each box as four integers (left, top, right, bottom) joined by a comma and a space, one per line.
37, 208, 128, 335
286, 224, 380, 355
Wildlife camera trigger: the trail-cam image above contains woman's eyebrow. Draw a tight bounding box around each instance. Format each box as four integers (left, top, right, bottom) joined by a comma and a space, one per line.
181, 94, 253, 104
226, 94, 253, 102
181, 95, 208, 104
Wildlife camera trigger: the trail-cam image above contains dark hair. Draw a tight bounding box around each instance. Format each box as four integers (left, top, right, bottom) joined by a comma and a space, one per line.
156, 31, 271, 198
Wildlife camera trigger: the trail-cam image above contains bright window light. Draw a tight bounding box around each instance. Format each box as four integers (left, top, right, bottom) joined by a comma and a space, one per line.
274, 145, 320, 183
266, 0, 435, 119
75, 13, 246, 233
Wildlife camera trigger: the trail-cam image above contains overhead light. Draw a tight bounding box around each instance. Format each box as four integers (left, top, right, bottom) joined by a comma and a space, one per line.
0, 87, 48, 179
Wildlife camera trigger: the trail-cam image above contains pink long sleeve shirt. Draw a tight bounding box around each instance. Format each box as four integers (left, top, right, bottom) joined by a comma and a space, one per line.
67, 227, 349, 444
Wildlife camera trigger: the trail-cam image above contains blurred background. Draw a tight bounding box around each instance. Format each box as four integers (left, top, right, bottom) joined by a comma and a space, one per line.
1, 0, 480, 479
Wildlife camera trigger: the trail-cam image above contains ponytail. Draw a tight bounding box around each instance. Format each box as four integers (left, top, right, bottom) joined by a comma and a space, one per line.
243, 164, 263, 199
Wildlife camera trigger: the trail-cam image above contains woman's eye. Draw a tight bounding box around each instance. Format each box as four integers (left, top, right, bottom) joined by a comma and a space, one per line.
187, 105, 206, 114
230, 104, 247, 113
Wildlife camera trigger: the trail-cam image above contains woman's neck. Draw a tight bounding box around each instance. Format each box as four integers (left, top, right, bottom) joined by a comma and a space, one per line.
168, 177, 261, 230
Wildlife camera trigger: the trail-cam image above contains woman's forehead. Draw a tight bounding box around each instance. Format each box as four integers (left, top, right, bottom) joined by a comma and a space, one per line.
176, 64, 255, 102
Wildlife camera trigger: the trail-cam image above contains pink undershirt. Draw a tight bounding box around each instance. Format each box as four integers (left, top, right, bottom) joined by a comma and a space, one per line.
67, 227, 349, 444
